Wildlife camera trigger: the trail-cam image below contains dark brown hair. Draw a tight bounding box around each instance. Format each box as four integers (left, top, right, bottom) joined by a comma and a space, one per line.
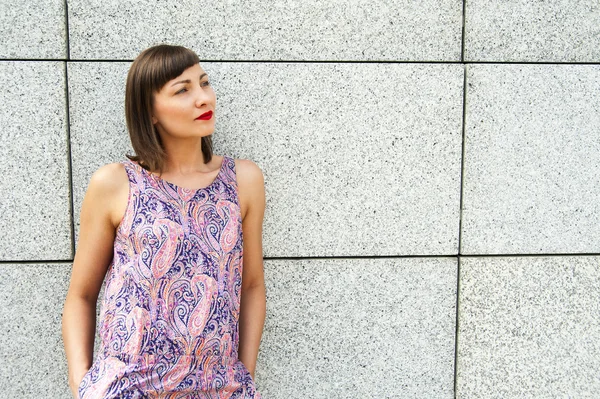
125, 44, 213, 173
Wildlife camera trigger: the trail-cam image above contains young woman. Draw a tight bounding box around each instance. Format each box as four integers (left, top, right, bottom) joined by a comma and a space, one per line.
62, 44, 266, 398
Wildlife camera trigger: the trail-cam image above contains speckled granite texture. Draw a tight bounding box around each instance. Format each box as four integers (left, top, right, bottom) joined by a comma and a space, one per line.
2, 1, 599, 397
457, 256, 600, 398
213, 64, 463, 256
258, 258, 457, 398
68, 0, 462, 61
0, 263, 73, 398
465, 0, 600, 62
0, 0, 67, 59
0, 61, 71, 260
67, 62, 132, 243
213, 63, 464, 256
68, 62, 463, 256
461, 64, 600, 255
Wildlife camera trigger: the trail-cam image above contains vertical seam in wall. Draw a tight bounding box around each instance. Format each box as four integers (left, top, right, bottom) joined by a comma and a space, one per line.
64, 0, 73, 256
458, 66, 467, 255
453, 256, 462, 398
64, 62, 75, 258
454, 64, 468, 398
461, 0, 467, 62
64, 0, 70, 60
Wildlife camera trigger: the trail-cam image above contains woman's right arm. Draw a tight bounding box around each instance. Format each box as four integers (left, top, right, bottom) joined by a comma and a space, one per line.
61, 163, 128, 397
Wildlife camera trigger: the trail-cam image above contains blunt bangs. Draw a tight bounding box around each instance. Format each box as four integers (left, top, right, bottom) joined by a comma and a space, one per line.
140, 45, 200, 96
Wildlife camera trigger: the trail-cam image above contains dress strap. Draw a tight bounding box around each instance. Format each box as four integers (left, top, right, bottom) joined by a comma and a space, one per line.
220, 156, 238, 189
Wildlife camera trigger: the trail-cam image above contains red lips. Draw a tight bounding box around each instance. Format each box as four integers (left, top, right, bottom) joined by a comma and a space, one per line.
196, 111, 213, 120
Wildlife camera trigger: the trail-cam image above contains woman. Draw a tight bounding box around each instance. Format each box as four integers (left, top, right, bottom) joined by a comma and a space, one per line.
62, 44, 266, 398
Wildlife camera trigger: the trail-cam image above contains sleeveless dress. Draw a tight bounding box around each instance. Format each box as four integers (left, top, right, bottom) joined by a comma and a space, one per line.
77, 156, 262, 399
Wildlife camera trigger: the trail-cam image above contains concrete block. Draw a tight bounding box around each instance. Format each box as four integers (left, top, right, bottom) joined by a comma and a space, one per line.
258, 257, 457, 398
462, 64, 600, 254
0, 0, 67, 59
0, 61, 71, 260
457, 256, 600, 398
465, 0, 600, 62
0, 263, 73, 398
68, 0, 462, 61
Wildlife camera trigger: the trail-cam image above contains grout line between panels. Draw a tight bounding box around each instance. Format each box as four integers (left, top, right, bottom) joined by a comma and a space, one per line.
458, 66, 468, 255
453, 256, 462, 398
0, 259, 74, 265
64, 0, 70, 60
64, 62, 76, 258
461, 0, 467, 62
2, 253, 600, 264
1, 59, 600, 65
261, 253, 600, 260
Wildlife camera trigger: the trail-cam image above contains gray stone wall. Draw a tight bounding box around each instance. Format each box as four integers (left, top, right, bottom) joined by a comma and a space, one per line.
1, 1, 598, 398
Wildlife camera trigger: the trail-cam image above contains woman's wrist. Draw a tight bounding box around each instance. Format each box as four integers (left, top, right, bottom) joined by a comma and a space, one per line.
68, 366, 89, 394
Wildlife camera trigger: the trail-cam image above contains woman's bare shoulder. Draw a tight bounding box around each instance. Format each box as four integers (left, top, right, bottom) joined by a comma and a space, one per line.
233, 158, 264, 188
82, 162, 129, 228
87, 162, 129, 196
233, 158, 265, 219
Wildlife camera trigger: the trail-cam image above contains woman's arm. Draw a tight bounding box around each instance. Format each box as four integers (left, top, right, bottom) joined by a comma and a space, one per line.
61, 163, 128, 396
236, 159, 267, 379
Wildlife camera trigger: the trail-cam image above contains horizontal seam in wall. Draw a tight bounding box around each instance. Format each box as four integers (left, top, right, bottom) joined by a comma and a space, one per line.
1, 59, 599, 66
2, 253, 599, 264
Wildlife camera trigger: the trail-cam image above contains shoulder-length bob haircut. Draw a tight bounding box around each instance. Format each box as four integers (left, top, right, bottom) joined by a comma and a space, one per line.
125, 44, 213, 173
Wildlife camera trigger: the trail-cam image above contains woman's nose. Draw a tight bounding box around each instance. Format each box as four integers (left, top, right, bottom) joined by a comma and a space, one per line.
194, 88, 210, 107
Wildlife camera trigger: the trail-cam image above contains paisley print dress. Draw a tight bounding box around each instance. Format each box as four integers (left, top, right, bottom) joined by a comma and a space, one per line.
77, 156, 262, 399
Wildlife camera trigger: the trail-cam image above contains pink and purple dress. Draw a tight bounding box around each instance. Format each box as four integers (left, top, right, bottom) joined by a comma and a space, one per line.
77, 156, 262, 399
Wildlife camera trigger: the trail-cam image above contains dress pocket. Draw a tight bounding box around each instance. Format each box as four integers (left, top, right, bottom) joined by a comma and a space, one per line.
76, 356, 126, 399
76, 364, 95, 399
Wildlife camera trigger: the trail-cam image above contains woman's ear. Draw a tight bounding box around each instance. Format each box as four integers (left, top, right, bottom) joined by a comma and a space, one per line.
151, 115, 158, 124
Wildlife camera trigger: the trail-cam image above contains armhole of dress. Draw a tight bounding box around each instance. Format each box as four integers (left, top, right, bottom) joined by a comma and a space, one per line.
230, 158, 244, 249
116, 160, 136, 238
230, 157, 240, 198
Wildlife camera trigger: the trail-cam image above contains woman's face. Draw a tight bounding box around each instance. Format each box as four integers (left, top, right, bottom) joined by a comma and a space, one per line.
151, 63, 216, 141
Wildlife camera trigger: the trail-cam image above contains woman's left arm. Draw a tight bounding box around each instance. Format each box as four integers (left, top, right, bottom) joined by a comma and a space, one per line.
237, 159, 267, 379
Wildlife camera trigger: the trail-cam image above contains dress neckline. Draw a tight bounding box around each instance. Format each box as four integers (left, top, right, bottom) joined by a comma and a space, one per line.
133, 155, 226, 194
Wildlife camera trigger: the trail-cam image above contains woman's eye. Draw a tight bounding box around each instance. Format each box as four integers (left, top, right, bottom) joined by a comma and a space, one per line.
202, 80, 210, 87
175, 88, 187, 94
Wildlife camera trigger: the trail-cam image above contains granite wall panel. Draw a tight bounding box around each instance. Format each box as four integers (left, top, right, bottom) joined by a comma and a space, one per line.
0, 0, 67, 59
68, 0, 462, 61
462, 64, 600, 254
0, 61, 71, 260
457, 256, 600, 398
68, 62, 464, 257
258, 257, 457, 398
0, 263, 73, 398
465, 0, 600, 62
